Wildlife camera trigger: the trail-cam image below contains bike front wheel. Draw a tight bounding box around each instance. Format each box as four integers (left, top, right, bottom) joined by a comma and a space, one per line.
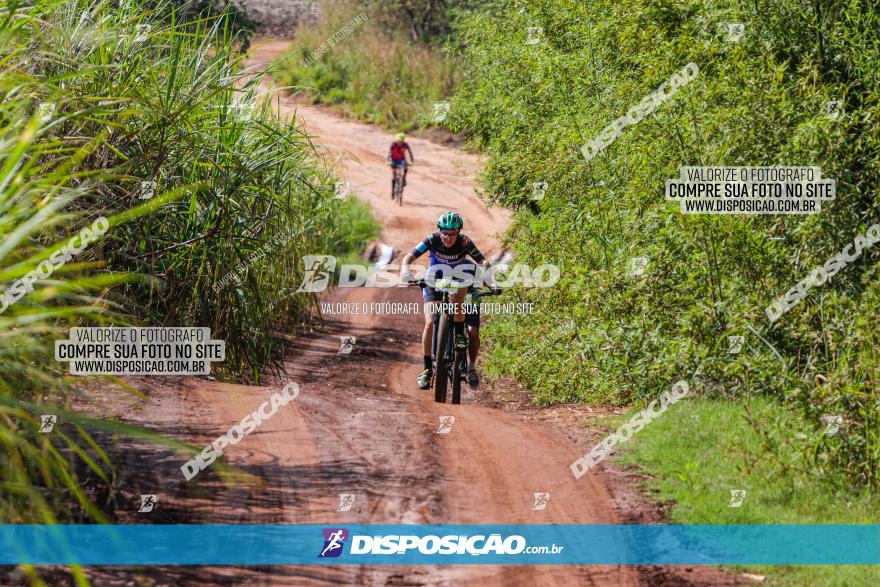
433, 313, 450, 403
392, 171, 402, 202
451, 348, 464, 404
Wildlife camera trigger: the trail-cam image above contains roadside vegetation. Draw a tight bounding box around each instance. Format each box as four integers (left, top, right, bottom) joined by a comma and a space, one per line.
445, 0, 880, 585
0, 0, 375, 537
611, 397, 880, 585
273, 0, 464, 130
448, 0, 879, 520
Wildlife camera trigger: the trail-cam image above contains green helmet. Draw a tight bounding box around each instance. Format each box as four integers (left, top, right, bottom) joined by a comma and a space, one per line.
396, 132, 405, 141
437, 211, 463, 230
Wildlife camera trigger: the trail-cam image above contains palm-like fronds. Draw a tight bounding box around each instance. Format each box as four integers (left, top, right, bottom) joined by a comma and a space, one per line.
0, 0, 377, 535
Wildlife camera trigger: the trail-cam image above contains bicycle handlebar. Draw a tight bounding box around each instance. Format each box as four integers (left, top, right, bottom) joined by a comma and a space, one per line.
407, 279, 501, 295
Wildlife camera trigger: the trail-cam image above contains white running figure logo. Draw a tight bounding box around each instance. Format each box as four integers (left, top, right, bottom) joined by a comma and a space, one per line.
337, 493, 355, 512
321, 529, 346, 557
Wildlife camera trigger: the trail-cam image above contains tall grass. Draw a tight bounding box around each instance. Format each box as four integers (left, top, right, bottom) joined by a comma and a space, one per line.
11, 0, 376, 380
0, 0, 376, 536
273, 0, 458, 130
615, 397, 880, 585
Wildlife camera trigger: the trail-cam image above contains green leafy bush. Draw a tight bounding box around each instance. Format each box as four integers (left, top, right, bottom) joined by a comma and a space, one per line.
451, 0, 879, 487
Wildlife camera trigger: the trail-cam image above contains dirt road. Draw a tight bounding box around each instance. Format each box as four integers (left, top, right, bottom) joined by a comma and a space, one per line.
83, 39, 733, 586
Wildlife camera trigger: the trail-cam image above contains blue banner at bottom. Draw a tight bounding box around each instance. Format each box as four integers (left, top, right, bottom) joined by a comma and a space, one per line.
0, 524, 877, 565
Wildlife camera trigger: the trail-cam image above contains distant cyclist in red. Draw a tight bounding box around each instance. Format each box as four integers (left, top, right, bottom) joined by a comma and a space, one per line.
387, 132, 414, 195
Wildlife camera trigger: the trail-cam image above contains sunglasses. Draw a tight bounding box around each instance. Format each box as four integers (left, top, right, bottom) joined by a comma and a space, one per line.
440, 230, 459, 238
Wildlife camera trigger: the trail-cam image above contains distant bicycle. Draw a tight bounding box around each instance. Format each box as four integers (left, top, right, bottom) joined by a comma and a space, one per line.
409, 278, 498, 404
391, 161, 413, 206
387, 132, 414, 206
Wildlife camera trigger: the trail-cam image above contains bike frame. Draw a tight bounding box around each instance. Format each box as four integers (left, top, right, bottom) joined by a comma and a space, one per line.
413, 279, 497, 404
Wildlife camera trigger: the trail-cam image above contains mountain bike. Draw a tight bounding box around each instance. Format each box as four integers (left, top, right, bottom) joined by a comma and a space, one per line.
390, 162, 412, 206
410, 278, 498, 404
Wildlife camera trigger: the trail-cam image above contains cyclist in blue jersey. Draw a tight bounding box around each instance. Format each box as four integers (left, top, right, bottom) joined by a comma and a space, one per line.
400, 211, 499, 390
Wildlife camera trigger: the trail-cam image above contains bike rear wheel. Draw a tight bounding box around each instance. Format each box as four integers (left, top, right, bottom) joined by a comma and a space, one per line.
433, 313, 450, 403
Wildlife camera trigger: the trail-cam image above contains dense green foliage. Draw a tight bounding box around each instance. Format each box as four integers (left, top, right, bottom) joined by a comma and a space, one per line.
450, 0, 879, 487
361, 0, 488, 43
0, 0, 374, 529
274, 0, 459, 129
160, 0, 260, 48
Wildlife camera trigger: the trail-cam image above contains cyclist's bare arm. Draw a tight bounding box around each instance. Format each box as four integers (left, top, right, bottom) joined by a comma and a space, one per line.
401, 234, 434, 283
400, 246, 421, 283
401, 252, 416, 274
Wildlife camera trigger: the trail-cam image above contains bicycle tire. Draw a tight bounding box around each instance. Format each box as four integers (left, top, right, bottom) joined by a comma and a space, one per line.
434, 313, 449, 403
451, 348, 464, 404
392, 171, 403, 202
